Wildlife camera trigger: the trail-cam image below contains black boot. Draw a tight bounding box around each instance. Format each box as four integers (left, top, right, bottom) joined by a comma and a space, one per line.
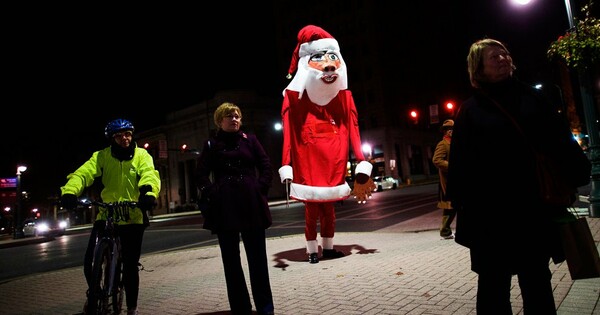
322, 249, 345, 259
309, 253, 319, 264
440, 209, 457, 239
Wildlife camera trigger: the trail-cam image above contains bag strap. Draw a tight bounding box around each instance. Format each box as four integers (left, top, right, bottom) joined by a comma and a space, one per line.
483, 95, 540, 159
483, 95, 526, 137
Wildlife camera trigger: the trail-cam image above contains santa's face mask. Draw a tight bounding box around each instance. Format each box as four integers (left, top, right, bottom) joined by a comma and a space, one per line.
304, 50, 346, 106
308, 52, 342, 83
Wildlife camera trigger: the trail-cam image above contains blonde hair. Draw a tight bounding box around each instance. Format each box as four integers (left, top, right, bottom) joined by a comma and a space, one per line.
467, 38, 515, 88
214, 102, 243, 128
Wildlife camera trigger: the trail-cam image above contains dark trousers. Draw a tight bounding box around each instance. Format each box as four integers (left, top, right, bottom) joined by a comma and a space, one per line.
475, 258, 556, 315
84, 221, 145, 310
218, 229, 274, 315
440, 208, 456, 237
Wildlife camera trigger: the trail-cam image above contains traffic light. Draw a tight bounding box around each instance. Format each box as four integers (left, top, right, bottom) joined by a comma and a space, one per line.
409, 109, 419, 124
445, 101, 455, 116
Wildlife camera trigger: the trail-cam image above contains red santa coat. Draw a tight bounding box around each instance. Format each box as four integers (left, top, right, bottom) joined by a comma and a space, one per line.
281, 89, 366, 202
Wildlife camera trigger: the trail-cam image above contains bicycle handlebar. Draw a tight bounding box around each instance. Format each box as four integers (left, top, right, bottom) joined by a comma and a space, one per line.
79, 200, 138, 208
78, 200, 138, 223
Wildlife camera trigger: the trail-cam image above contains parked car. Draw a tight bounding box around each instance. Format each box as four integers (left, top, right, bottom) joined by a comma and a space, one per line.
22, 218, 67, 237
372, 176, 400, 192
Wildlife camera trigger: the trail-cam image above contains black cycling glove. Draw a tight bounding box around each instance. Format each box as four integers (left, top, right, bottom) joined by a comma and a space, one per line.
138, 186, 156, 211
139, 185, 152, 196
138, 195, 156, 211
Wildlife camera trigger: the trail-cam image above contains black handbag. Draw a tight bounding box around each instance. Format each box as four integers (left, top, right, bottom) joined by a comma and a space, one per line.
559, 208, 600, 280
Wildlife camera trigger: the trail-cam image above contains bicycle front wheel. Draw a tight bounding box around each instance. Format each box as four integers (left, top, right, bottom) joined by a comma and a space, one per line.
87, 240, 112, 315
111, 241, 124, 315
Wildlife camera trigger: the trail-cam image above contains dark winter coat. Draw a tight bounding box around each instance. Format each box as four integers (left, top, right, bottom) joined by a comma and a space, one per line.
195, 130, 273, 234
447, 78, 590, 273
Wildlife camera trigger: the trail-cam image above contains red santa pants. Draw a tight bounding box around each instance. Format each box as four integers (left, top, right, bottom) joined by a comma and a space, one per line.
304, 202, 336, 241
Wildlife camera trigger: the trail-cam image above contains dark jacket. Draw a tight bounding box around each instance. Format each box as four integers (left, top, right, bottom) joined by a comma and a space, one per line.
195, 130, 273, 234
447, 78, 590, 272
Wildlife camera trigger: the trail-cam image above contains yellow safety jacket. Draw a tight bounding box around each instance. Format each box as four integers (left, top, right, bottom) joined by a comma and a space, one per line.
60, 146, 161, 225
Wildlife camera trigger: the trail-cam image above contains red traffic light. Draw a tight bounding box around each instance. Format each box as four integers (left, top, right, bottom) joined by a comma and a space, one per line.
445, 102, 454, 111
409, 109, 419, 124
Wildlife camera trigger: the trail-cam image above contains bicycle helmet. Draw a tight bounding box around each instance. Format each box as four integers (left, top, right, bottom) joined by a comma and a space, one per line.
105, 119, 135, 138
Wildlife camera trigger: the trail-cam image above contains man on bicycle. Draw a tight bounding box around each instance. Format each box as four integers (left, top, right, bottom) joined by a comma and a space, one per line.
60, 118, 161, 315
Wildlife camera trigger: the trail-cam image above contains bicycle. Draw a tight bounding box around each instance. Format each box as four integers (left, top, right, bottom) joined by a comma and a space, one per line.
81, 200, 137, 315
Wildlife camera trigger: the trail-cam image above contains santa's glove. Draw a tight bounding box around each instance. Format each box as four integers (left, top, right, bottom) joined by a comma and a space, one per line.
351, 174, 376, 204
60, 194, 78, 210
278, 165, 293, 184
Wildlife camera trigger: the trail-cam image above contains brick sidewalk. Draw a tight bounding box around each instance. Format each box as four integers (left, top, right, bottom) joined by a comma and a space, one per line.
0, 217, 598, 314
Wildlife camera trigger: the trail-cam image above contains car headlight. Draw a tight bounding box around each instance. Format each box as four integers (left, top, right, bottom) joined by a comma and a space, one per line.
36, 223, 50, 233
58, 220, 67, 229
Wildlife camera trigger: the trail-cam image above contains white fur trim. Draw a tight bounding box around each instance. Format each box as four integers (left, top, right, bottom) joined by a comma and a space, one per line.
355, 161, 373, 176
278, 165, 293, 183
307, 240, 319, 254
322, 237, 333, 250
290, 182, 351, 201
298, 38, 340, 59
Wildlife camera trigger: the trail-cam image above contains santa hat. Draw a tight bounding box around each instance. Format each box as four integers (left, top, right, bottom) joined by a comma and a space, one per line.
286, 25, 335, 79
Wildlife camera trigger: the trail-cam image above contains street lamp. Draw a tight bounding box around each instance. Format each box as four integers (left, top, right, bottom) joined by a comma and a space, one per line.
561, 0, 600, 218
563, 0, 575, 29
362, 143, 372, 160
14, 165, 27, 239
520, 0, 600, 217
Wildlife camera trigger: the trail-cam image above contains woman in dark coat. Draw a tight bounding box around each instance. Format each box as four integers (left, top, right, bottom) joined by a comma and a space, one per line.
447, 39, 590, 314
195, 102, 274, 315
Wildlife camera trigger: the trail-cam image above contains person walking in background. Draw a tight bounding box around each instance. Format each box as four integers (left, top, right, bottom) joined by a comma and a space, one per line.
60, 118, 161, 315
195, 102, 275, 315
279, 25, 375, 264
447, 38, 590, 314
432, 119, 455, 240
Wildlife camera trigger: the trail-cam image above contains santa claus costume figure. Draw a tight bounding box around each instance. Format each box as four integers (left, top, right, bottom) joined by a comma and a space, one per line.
279, 25, 375, 264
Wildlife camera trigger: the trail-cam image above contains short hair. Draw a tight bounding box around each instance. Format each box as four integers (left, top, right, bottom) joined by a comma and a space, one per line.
214, 102, 243, 127
466, 38, 515, 88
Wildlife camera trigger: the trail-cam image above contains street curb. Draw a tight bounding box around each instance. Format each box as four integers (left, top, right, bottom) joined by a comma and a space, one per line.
0, 236, 54, 249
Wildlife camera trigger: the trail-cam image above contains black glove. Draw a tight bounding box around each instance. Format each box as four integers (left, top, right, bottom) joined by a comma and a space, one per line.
138, 194, 156, 211
60, 194, 78, 210
139, 185, 152, 196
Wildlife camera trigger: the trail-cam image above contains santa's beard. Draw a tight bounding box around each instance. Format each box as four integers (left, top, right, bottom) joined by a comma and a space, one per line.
304, 67, 346, 106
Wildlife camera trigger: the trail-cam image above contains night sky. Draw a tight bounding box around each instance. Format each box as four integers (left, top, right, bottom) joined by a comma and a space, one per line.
2, 1, 586, 205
